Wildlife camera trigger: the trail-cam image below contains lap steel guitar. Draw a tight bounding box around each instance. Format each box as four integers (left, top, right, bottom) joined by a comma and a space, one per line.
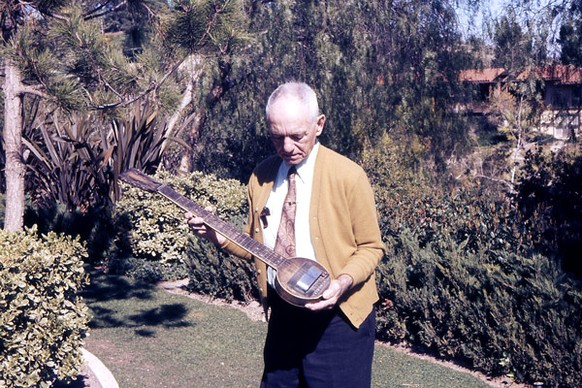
120, 168, 331, 307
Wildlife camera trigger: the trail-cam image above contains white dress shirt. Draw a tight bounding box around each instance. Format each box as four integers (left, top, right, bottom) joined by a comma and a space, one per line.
263, 142, 319, 286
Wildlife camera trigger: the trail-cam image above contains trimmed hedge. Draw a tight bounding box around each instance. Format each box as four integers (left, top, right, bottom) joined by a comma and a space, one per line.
0, 227, 90, 387
376, 228, 581, 386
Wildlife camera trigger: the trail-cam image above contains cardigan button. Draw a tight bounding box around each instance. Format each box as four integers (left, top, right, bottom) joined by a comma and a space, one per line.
255, 228, 259, 233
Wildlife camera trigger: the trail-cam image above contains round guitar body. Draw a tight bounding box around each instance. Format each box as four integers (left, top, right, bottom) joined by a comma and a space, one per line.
274, 257, 331, 307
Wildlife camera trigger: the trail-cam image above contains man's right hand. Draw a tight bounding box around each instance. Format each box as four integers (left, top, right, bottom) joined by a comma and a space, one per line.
185, 210, 226, 246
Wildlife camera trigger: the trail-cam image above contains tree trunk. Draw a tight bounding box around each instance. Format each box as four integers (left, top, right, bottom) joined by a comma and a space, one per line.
2, 62, 26, 231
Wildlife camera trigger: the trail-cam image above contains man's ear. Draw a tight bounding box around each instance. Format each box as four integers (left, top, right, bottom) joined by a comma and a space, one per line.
315, 114, 326, 136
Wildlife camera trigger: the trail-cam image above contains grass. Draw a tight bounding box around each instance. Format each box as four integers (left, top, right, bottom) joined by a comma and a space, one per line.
82, 271, 492, 388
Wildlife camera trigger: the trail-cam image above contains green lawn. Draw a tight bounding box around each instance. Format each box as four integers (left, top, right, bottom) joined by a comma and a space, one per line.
83, 271, 492, 388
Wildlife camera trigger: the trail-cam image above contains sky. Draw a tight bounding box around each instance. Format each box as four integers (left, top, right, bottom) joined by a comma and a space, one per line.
456, 0, 506, 38
457, 0, 561, 57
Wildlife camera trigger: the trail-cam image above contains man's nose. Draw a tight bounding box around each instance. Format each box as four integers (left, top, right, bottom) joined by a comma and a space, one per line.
283, 137, 295, 152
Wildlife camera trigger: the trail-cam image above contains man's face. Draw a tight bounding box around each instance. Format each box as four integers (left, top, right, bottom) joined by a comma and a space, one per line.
267, 98, 325, 165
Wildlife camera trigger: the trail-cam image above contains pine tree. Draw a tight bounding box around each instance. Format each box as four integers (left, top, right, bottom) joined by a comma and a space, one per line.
1, 0, 250, 230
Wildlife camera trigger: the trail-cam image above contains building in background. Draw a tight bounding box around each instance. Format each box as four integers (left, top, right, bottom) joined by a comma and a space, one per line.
459, 65, 582, 140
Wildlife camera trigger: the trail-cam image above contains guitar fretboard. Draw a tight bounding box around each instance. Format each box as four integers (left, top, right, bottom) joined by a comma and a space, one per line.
158, 184, 286, 269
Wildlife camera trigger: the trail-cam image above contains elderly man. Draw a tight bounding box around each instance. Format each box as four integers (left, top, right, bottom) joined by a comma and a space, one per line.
187, 82, 384, 387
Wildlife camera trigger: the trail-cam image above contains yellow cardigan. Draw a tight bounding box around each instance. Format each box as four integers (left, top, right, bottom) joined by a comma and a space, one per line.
220, 145, 385, 328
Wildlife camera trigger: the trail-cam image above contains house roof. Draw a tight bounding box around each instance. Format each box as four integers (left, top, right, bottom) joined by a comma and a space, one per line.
519, 65, 582, 85
460, 65, 582, 85
458, 68, 507, 83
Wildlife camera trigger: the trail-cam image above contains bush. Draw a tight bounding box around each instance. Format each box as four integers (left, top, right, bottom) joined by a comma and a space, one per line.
515, 147, 582, 277
376, 228, 581, 386
0, 227, 90, 387
185, 234, 259, 303
112, 170, 258, 301
364, 140, 581, 385
373, 184, 582, 387
24, 202, 117, 266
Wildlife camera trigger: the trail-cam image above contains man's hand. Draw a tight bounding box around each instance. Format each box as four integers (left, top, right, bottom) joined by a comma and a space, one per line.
304, 274, 353, 311
185, 210, 226, 246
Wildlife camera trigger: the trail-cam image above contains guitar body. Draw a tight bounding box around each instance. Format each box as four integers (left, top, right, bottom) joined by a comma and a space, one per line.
274, 257, 331, 307
120, 168, 333, 308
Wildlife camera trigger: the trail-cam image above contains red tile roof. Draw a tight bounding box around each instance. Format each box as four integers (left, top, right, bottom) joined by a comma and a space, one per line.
459, 68, 507, 83
526, 65, 582, 85
460, 65, 582, 85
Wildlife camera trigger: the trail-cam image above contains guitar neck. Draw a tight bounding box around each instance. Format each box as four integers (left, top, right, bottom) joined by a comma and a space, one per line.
157, 184, 286, 270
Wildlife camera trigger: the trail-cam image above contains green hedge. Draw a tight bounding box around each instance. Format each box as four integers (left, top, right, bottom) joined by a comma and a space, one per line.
371, 175, 582, 387
0, 227, 90, 387
376, 228, 581, 387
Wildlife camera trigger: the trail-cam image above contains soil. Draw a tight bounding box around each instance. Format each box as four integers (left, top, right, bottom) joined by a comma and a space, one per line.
53, 366, 101, 388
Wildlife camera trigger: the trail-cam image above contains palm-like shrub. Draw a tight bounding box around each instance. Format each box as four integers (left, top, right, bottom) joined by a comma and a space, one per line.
23, 100, 185, 211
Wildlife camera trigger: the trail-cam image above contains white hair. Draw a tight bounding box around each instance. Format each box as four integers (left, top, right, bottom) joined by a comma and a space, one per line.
265, 82, 320, 122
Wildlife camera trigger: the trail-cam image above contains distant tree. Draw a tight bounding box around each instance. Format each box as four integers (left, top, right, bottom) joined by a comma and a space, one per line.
497, 0, 582, 65
558, 0, 582, 65
491, 11, 534, 70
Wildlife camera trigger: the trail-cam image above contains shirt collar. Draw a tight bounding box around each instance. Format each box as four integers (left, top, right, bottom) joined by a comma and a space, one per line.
282, 141, 319, 184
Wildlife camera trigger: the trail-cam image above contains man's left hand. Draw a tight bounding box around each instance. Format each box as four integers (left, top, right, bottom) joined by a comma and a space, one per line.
304, 274, 353, 311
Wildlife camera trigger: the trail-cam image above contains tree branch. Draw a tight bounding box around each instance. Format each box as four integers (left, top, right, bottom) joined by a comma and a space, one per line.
85, 1, 128, 21
18, 84, 50, 99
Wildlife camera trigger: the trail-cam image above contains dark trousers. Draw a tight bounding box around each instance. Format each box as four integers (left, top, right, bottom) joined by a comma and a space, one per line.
260, 288, 375, 388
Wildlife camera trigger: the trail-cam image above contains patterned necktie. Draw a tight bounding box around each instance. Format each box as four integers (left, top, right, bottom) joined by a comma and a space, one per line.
274, 167, 297, 258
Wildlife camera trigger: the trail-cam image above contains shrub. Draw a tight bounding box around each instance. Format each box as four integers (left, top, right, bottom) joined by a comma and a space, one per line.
185, 235, 259, 303
24, 201, 117, 266
376, 228, 581, 386
374, 183, 582, 386
515, 147, 582, 277
0, 227, 90, 387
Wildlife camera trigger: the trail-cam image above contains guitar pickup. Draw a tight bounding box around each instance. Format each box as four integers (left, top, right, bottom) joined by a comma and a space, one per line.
294, 266, 324, 292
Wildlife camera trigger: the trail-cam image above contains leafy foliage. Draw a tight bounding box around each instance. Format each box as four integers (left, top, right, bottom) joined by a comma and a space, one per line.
491, 10, 534, 70
377, 226, 581, 385
0, 227, 90, 387
23, 99, 183, 211
559, 0, 582, 66
515, 146, 582, 277
2, 0, 251, 231
194, 0, 474, 180
23, 201, 118, 266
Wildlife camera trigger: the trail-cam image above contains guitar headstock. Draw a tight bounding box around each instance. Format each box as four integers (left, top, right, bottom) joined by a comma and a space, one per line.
120, 168, 163, 192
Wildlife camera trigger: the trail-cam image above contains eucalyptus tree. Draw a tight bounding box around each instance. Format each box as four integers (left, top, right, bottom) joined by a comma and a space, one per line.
558, 0, 582, 65
1, 0, 249, 231
198, 0, 477, 181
